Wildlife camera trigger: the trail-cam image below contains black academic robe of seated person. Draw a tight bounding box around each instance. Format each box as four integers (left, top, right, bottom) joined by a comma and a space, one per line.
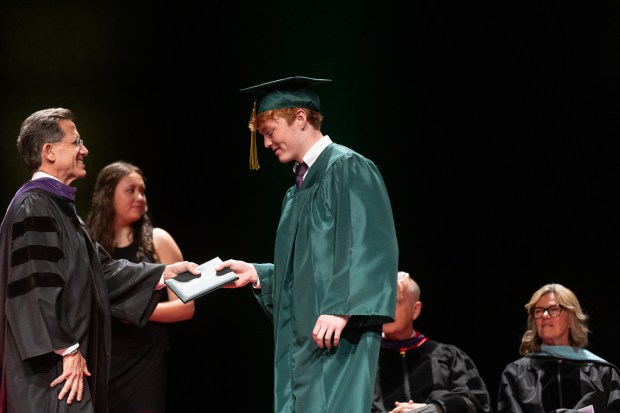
0, 178, 165, 413
498, 346, 620, 413
372, 333, 492, 413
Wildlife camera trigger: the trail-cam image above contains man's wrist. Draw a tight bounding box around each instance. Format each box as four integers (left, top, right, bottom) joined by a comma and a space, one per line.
64, 348, 79, 357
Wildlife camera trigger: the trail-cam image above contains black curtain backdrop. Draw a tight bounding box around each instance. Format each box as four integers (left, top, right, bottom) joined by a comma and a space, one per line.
1, 2, 619, 412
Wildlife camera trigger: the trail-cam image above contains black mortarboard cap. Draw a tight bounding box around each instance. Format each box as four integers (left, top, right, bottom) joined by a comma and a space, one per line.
240, 76, 331, 170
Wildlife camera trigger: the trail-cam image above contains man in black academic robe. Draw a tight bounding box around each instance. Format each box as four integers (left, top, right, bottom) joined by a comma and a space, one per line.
0, 179, 165, 412
0, 108, 196, 413
372, 336, 492, 413
371, 273, 491, 413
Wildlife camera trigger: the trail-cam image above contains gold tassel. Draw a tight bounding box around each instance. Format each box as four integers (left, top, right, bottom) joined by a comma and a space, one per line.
248, 100, 260, 170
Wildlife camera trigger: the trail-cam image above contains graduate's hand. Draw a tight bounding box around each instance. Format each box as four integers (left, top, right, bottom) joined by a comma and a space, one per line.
312, 314, 350, 349
50, 350, 91, 404
215, 259, 258, 288
163, 261, 200, 280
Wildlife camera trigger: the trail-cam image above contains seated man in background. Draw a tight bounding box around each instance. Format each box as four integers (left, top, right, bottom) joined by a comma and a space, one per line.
372, 272, 492, 413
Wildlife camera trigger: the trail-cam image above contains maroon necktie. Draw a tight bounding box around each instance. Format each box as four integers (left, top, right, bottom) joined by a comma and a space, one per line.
295, 162, 308, 189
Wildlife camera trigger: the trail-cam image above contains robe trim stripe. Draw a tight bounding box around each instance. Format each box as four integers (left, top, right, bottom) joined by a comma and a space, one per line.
7, 272, 64, 298
12, 216, 59, 239
12, 245, 64, 265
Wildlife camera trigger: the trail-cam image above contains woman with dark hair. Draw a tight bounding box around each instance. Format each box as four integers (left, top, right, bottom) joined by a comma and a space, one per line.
87, 161, 195, 413
498, 283, 620, 413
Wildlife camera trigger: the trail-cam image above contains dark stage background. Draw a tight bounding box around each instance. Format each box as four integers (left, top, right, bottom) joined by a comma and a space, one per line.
1, 2, 619, 412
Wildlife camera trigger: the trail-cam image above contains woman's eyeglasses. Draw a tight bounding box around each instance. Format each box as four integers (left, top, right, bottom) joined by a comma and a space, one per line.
531, 304, 564, 319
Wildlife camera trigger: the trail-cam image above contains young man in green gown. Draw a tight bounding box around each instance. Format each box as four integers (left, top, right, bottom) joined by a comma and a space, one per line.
217, 76, 399, 413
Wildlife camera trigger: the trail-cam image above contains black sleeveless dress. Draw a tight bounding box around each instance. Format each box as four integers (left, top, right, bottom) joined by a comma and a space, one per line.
108, 242, 169, 413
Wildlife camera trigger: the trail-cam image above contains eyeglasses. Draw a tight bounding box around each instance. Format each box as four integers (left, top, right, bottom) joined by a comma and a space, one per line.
54, 138, 84, 149
531, 304, 564, 319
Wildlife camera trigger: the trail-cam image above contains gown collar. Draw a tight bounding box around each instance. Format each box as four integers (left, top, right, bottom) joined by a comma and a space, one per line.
16, 176, 77, 201
381, 331, 428, 351
528, 344, 607, 363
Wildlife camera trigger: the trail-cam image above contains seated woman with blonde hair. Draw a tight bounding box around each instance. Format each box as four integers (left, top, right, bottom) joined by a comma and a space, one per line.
498, 283, 620, 413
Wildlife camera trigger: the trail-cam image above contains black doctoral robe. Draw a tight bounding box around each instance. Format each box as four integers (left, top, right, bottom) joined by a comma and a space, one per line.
372, 335, 492, 413
0, 178, 165, 413
498, 350, 620, 413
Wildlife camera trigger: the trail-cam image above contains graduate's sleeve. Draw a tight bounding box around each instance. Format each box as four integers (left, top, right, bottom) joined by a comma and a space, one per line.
321, 154, 398, 326
253, 263, 275, 322
4, 195, 76, 359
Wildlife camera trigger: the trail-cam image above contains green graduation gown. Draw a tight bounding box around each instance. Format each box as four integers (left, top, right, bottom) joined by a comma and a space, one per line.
254, 143, 399, 413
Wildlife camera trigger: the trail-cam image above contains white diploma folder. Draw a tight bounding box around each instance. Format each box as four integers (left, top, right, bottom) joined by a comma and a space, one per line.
164, 257, 238, 303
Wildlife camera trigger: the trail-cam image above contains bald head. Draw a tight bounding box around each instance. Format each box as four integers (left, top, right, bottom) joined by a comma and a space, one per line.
398, 271, 420, 303
383, 271, 423, 340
